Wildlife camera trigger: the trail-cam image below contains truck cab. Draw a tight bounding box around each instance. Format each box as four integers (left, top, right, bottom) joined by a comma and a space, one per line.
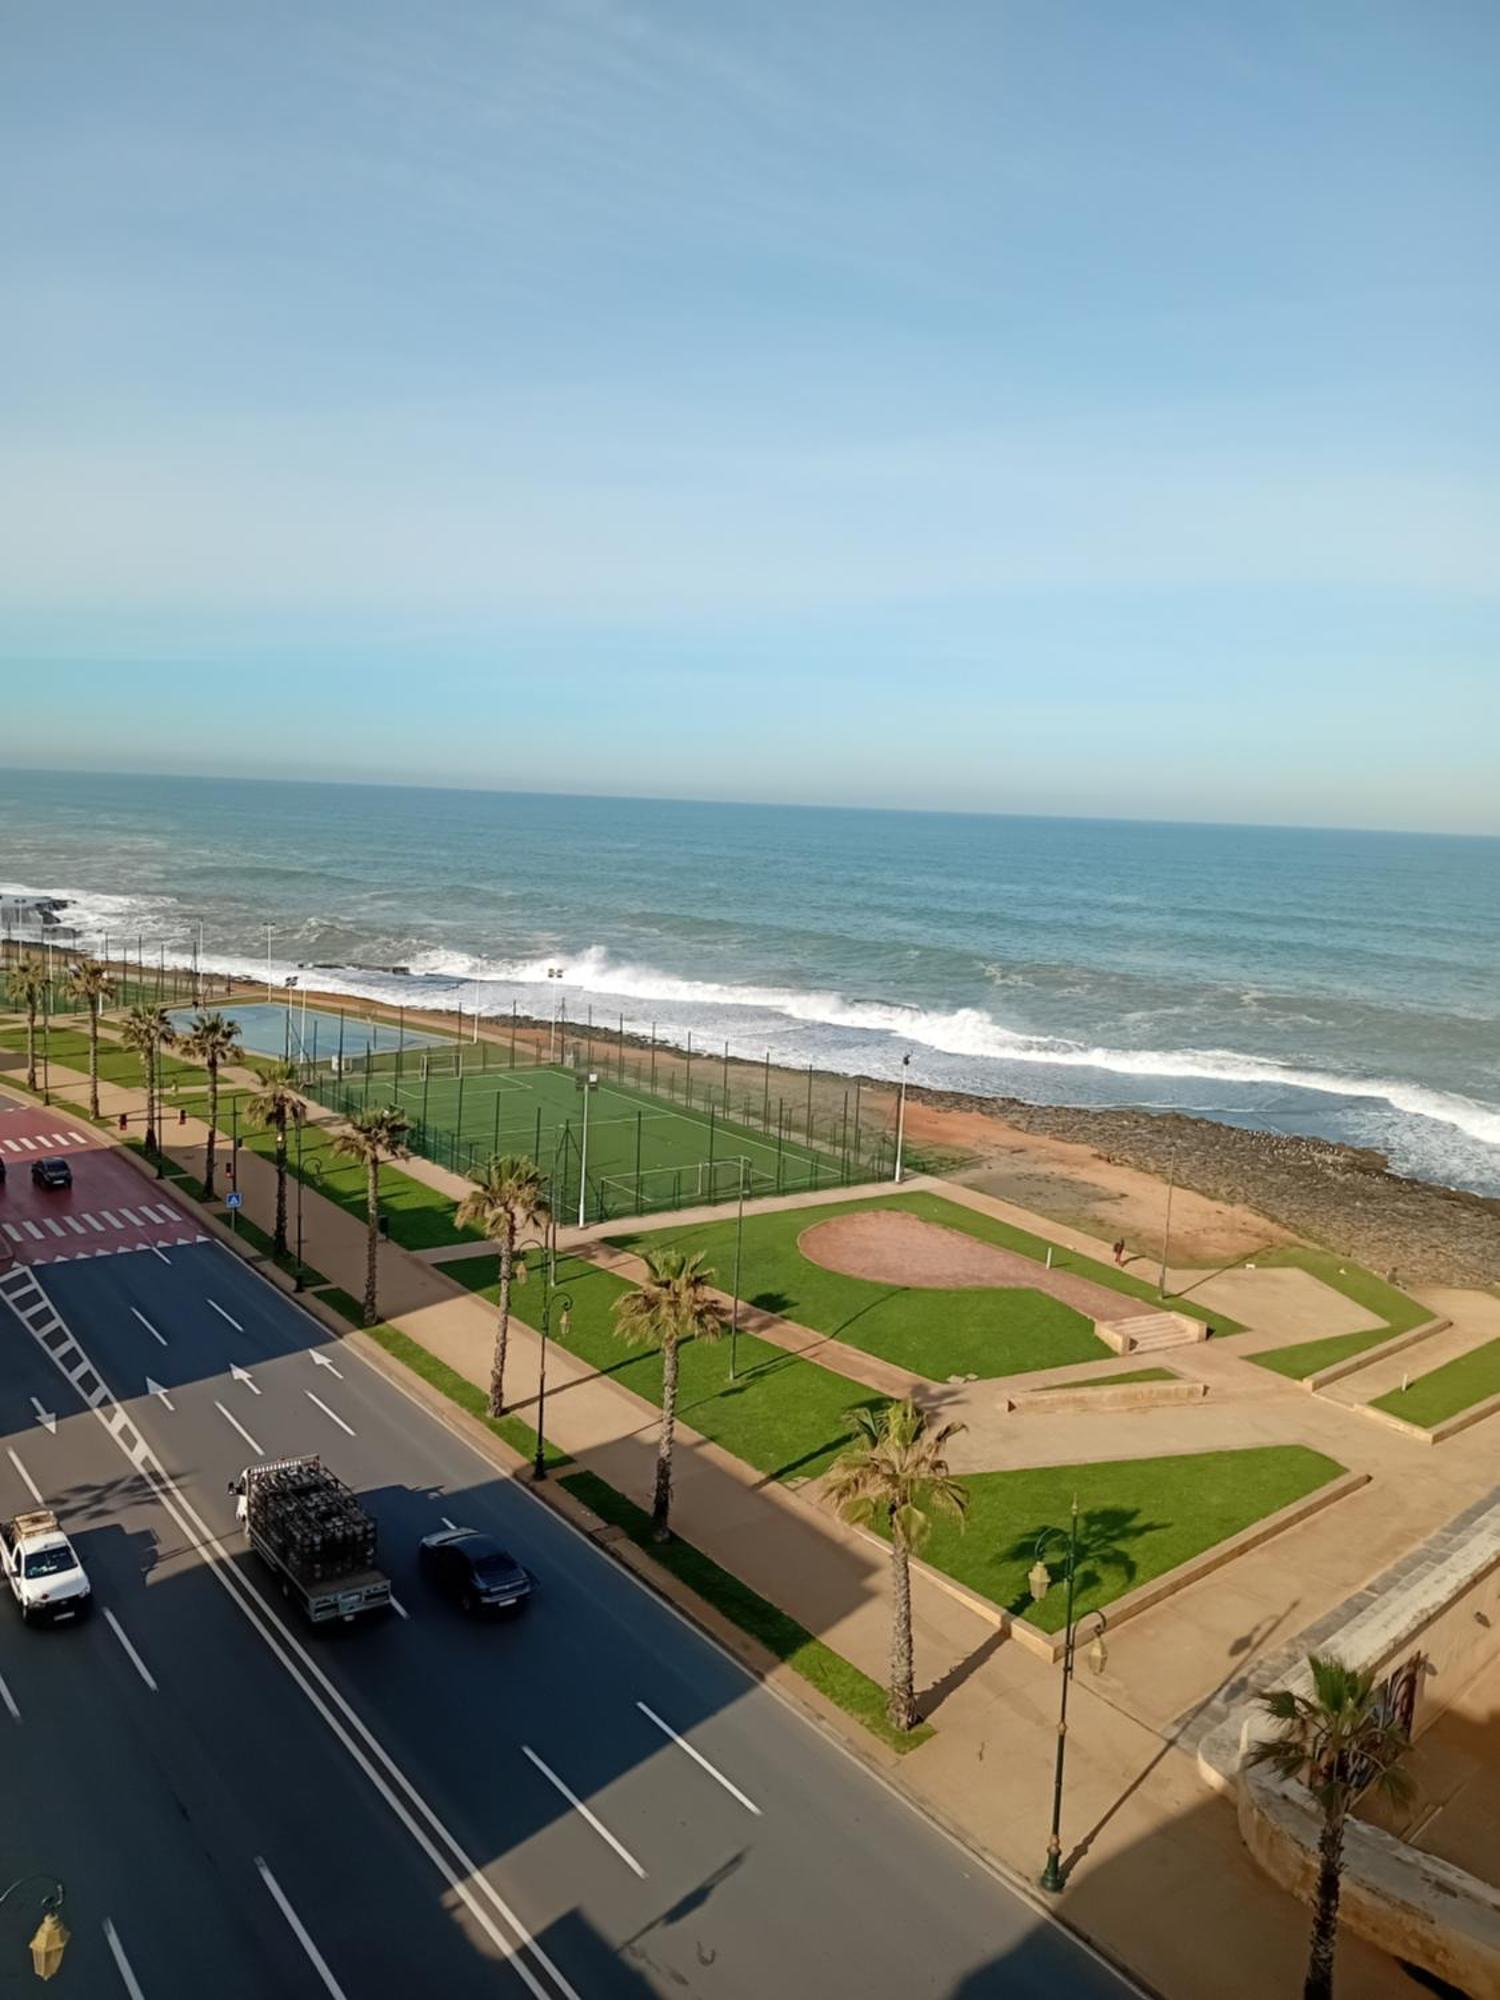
2, 1510, 91, 1625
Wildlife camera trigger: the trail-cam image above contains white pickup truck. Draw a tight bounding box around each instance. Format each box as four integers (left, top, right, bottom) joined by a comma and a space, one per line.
1, 1510, 92, 1625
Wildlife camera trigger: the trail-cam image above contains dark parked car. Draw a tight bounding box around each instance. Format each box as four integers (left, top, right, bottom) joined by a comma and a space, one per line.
31, 1157, 72, 1190
418, 1528, 532, 1615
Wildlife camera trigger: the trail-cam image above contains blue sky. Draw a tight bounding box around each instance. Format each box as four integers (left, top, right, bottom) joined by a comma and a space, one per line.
2, 1, 1496, 830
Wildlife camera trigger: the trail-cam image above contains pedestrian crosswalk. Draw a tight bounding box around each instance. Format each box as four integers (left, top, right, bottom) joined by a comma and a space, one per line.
0, 1129, 91, 1153
1, 1198, 204, 1264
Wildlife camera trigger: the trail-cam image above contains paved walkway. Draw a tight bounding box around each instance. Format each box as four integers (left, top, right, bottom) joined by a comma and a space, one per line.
0, 1030, 1475, 1999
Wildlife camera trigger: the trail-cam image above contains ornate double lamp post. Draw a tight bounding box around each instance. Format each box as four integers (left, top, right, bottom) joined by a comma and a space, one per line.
1028, 1499, 1109, 1894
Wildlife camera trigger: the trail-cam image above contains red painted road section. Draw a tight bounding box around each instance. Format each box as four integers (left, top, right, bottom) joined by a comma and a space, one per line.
0, 1103, 205, 1267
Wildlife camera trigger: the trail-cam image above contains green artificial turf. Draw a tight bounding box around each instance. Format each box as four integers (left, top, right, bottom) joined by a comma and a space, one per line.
560, 1470, 929, 1752
617, 1190, 1220, 1378
1249, 1255, 1428, 1380
450, 1251, 888, 1482
907, 1445, 1345, 1630
1371, 1338, 1500, 1430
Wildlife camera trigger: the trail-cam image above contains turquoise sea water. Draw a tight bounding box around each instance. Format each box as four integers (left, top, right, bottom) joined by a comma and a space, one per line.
2, 768, 1497, 1193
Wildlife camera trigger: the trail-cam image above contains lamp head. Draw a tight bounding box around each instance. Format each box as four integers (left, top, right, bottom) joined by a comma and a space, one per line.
30, 1910, 69, 1981
1028, 1558, 1052, 1604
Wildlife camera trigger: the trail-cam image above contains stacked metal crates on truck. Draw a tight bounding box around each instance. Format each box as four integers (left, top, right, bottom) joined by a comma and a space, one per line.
247, 1456, 377, 1582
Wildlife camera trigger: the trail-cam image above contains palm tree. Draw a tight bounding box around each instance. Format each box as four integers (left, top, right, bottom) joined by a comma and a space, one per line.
180, 1010, 243, 1199
1249, 1654, 1414, 2000
119, 1003, 176, 1152
245, 1062, 306, 1256
333, 1105, 411, 1326
455, 1154, 551, 1417
65, 957, 114, 1118
824, 1398, 968, 1732
612, 1247, 728, 1540
6, 954, 49, 1091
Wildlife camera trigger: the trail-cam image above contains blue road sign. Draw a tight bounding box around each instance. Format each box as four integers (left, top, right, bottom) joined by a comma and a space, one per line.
226, 1191, 243, 1210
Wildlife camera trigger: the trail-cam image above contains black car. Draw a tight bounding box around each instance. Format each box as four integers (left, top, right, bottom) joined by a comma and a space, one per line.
418, 1528, 532, 1615
31, 1157, 72, 1190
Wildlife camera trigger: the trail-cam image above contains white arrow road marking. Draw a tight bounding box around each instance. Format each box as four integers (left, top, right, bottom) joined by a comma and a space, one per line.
521, 1746, 647, 1878
103, 1919, 147, 2000
130, 1306, 167, 1347
208, 1299, 244, 1332
103, 1609, 158, 1692
636, 1702, 763, 1814
6, 1448, 45, 1505
231, 1363, 261, 1395
214, 1401, 264, 1457
311, 1351, 343, 1378
256, 1859, 349, 2000
305, 1390, 355, 1437
29, 1398, 57, 1436
145, 1377, 175, 1412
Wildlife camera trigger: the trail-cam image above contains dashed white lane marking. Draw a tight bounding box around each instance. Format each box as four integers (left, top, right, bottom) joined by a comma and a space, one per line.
6, 1447, 46, 1506
103, 1609, 158, 1692
151, 1246, 171, 1265
255, 1859, 350, 2000
521, 1745, 647, 1878
0, 1670, 20, 1722
636, 1702, 763, 1815
306, 1390, 355, 1437
215, 1400, 264, 1457
103, 1918, 147, 2000
131, 1307, 168, 1347
390, 1595, 410, 1621
208, 1299, 244, 1332
440, 1517, 459, 1533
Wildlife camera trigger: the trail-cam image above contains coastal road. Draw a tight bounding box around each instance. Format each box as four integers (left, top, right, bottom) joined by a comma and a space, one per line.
0, 1102, 202, 1265
0, 1232, 1145, 1999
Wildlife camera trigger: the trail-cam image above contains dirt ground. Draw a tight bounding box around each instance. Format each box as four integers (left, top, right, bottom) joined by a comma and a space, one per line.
902, 1099, 1292, 1266
797, 1210, 1143, 1320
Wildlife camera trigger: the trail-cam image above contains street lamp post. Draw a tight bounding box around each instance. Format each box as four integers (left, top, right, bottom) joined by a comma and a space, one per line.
893, 1052, 912, 1183
294, 1113, 306, 1291
575, 1071, 599, 1227
1028, 1500, 1109, 1893
0, 1875, 70, 1982
1157, 1141, 1178, 1299
533, 1284, 572, 1482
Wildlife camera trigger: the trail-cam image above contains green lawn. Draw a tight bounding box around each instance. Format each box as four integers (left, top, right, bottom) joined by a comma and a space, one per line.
178, 1086, 477, 1251
910, 1445, 1346, 1630
451, 1251, 889, 1482
1249, 1254, 1428, 1381
0, 1022, 205, 1094
620, 1190, 1180, 1379
1371, 1338, 1500, 1430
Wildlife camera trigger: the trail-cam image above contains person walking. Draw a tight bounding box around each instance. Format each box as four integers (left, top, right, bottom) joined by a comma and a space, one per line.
1113, 1236, 1126, 1266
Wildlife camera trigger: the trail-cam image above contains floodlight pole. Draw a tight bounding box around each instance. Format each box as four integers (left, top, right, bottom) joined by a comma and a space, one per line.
729, 1158, 746, 1381
576, 1072, 599, 1227
893, 1053, 912, 1183
1158, 1144, 1178, 1299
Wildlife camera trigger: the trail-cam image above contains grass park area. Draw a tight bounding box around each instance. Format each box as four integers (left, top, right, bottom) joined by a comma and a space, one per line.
0, 1020, 207, 1095
623, 1189, 1234, 1380
912, 1446, 1346, 1630
315, 1050, 857, 1223
1248, 1253, 1428, 1381
1371, 1338, 1500, 1430
451, 1250, 886, 1482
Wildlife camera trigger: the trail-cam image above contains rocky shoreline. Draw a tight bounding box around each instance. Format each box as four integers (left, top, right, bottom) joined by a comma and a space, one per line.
919, 1088, 1500, 1289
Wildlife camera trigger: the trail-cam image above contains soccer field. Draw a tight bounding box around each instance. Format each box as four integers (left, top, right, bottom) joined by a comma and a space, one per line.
313, 1049, 887, 1222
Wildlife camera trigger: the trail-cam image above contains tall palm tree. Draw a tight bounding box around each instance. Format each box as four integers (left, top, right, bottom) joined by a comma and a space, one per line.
1249, 1654, 1414, 2000
455, 1154, 551, 1417
6, 954, 49, 1091
333, 1105, 411, 1326
824, 1398, 968, 1732
245, 1062, 306, 1256
180, 1010, 243, 1199
65, 957, 114, 1118
612, 1247, 728, 1540
119, 1003, 176, 1152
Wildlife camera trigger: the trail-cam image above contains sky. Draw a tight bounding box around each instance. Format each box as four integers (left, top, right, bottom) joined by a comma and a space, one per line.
2, 1, 1496, 831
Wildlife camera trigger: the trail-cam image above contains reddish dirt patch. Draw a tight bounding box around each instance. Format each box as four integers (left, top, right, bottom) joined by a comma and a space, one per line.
798, 1210, 1137, 1320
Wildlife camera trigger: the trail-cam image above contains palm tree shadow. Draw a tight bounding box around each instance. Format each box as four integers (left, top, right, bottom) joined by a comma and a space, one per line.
997, 1506, 1163, 1621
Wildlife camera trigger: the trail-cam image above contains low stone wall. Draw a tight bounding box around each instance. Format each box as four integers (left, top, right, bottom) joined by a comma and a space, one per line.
1303, 1314, 1449, 1392
1200, 1490, 1500, 1997
1002, 1379, 1207, 1416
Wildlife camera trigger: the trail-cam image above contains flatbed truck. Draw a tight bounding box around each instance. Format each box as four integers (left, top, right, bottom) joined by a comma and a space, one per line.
233, 1455, 391, 1624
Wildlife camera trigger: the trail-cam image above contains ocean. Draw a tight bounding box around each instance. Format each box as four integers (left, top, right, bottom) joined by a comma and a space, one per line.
2, 768, 1497, 1195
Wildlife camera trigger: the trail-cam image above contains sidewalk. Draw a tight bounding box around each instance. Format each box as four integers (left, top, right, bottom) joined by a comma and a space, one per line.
0, 1037, 1424, 1998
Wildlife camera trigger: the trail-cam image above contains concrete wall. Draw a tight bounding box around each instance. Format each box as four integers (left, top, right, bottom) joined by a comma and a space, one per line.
1002, 1379, 1207, 1416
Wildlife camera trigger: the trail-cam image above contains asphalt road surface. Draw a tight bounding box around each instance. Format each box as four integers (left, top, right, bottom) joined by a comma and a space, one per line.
0, 1224, 1145, 1999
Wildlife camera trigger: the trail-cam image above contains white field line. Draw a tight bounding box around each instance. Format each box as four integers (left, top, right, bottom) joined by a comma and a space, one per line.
215, 1400, 264, 1457
103, 1919, 147, 2000
255, 1859, 349, 2000
0, 1285, 577, 2000
6, 1447, 46, 1506
521, 1745, 646, 1878
636, 1701, 762, 1815
305, 1390, 355, 1437
103, 1609, 158, 1692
